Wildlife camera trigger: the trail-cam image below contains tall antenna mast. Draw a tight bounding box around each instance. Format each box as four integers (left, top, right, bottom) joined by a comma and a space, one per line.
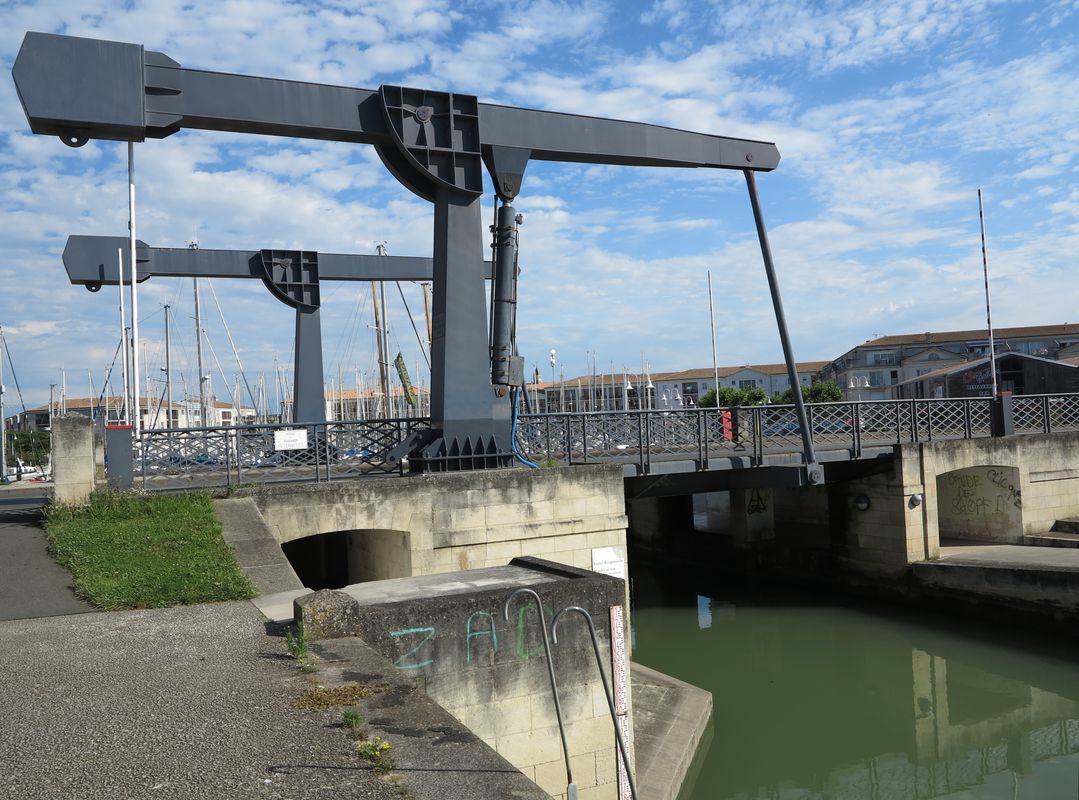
708, 270, 720, 403
978, 189, 998, 398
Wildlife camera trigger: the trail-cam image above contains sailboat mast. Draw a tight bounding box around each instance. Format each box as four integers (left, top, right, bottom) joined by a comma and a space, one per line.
128, 143, 142, 437
164, 304, 173, 428
0, 326, 5, 477
193, 275, 207, 426
118, 248, 130, 425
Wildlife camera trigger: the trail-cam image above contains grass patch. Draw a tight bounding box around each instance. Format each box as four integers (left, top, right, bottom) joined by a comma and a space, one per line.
45, 490, 256, 610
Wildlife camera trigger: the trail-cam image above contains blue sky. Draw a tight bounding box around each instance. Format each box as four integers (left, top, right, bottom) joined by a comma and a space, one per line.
0, 0, 1077, 411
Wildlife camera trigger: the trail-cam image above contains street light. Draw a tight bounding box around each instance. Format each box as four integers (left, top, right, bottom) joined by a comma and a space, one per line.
848, 375, 870, 402
549, 349, 558, 412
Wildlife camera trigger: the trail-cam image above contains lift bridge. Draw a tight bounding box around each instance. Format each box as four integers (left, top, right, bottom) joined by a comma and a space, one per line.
14, 31, 1051, 495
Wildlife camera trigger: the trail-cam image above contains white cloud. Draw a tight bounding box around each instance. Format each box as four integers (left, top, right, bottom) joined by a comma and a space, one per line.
1, 0, 1076, 406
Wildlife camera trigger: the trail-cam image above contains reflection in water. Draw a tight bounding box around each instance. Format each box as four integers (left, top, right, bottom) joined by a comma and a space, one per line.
630, 564, 1079, 800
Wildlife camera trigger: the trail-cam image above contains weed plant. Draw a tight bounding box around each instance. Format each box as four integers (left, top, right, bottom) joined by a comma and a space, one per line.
356, 736, 393, 772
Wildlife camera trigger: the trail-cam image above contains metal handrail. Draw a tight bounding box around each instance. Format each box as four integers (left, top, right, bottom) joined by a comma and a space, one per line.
503, 588, 575, 797
551, 605, 638, 800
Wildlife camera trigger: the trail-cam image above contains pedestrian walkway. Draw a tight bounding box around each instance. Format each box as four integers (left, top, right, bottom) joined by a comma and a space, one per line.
0, 601, 547, 800
0, 487, 94, 620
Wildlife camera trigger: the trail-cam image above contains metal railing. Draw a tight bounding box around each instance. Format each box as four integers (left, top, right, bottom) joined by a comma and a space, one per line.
132, 417, 429, 490
122, 393, 1079, 489
516, 393, 1079, 474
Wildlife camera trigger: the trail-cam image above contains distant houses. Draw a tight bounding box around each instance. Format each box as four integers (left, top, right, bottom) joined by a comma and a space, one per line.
5, 396, 256, 432
10, 323, 1079, 432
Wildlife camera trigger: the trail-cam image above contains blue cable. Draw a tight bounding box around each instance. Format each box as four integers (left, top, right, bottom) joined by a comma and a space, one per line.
510, 388, 540, 469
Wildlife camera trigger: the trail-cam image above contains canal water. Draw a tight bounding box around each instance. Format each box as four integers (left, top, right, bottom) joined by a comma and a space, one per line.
630, 559, 1079, 800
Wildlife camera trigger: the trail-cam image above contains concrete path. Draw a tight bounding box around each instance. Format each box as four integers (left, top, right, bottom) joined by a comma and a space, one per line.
0, 490, 94, 620
0, 602, 548, 800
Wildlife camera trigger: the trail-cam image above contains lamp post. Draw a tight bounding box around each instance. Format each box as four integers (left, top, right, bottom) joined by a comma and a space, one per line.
848, 375, 869, 402
549, 349, 557, 412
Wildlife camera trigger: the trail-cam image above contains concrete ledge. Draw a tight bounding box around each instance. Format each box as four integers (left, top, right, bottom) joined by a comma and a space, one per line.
631, 662, 712, 800
912, 558, 1079, 616
214, 497, 303, 594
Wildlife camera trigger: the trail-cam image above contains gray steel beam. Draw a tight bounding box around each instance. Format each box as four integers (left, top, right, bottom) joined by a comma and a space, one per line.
14, 32, 780, 172
61, 235, 486, 426
61, 235, 492, 287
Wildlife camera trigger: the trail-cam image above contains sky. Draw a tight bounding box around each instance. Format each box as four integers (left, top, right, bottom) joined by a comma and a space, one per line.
0, 0, 1077, 412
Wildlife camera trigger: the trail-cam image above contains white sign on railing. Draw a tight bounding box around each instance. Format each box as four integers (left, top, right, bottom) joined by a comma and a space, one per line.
274, 428, 308, 451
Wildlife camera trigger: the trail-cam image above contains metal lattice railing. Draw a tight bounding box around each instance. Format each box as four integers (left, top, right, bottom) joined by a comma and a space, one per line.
134, 417, 430, 490
517, 394, 1079, 474
128, 393, 1079, 488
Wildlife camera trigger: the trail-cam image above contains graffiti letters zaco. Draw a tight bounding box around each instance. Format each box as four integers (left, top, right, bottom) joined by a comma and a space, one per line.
387, 602, 553, 670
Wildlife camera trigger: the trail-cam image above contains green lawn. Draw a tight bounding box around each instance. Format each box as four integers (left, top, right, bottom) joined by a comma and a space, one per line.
45, 491, 256, 610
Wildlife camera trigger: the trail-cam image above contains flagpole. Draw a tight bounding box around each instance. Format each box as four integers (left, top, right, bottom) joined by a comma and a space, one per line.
708, 270, 720, 402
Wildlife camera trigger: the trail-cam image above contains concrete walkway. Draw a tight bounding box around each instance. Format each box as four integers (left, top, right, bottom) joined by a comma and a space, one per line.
0, 602, 548, 800
0, 488, 94, 620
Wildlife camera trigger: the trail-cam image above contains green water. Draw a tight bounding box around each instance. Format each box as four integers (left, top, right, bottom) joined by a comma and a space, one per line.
630, 563, 1079, 800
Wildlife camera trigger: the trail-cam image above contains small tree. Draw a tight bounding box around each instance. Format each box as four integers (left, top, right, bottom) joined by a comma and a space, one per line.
771, 380, 842, 404
701, 386, 768, 407
804, 380, 843, 403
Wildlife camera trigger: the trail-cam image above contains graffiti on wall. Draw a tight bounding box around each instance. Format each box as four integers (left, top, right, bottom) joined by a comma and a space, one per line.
387, 601, 560, 671
941, 468, 1022, 518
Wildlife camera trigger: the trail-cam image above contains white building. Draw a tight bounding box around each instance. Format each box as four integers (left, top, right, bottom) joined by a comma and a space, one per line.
7, 396, 255, 431
531, 362, 829, 412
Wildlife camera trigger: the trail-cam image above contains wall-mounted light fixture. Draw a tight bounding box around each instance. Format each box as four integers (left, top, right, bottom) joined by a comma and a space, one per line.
909, 493, 924, 508
853, 494, 871, 512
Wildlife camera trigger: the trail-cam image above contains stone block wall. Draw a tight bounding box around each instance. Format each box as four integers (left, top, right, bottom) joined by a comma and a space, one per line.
248, 463, 629, 585
1014, 433, 1079, 534
298, 560, 632, 800
917, 432, 1079, 537
935, 465, 1022, 542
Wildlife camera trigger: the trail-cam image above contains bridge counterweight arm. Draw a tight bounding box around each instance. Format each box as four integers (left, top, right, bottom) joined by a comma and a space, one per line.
15, 32, 779, 172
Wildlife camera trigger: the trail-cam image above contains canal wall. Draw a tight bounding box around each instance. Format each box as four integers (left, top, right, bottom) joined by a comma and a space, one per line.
293, 559, 633, 800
